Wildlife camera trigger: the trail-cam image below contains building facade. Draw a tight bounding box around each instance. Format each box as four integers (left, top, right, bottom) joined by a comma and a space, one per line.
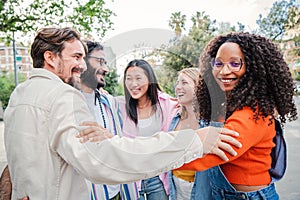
0, 44, 32, 78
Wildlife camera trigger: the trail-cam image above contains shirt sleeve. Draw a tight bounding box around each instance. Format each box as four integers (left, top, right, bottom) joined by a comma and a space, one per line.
50, 88, 204, 184
177, 107, 275, 171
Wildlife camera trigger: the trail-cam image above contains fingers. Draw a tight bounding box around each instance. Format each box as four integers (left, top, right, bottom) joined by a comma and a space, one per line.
197, 126, 242, 160
216, 127, 239, 137
82, 131, 113, 143
80, 121, 99, 126
210, 147, 228, 161
217, 139, 237, 157
76, 125, 113, 143
220, 134, 242, 149
208, 139, 238, 161
77, 126, 105, 137
196, 127, 219, 155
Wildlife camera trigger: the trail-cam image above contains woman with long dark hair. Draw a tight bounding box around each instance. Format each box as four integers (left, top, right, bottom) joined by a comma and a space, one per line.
118, 59, 178, 200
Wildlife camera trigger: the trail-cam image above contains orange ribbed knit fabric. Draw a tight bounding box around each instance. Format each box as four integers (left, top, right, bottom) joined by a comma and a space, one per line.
177, 107, 275, 185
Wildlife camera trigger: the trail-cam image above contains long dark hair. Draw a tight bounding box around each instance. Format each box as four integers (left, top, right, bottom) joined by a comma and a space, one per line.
195, 32, 297, 124
123, 59, 161, 124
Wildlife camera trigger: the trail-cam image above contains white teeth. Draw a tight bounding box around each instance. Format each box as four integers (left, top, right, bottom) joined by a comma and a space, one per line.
72, 72, 80, 78
221, 79, 232, 83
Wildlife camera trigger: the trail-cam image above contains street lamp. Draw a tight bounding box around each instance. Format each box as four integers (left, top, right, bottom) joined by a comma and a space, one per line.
13, 31, 18, 86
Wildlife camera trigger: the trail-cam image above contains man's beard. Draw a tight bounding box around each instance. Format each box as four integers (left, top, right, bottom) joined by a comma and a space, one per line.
97, 82, 105, 89
68, 76, 81, 90
57, 60, 82, 90
81, 66, 105, 89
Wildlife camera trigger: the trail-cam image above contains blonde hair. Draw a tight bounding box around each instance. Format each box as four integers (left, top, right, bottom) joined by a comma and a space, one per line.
177, 67, 200, 119
178, 68, 200, 84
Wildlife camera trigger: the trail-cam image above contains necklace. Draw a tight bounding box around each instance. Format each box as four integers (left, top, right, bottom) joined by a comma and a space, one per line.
95, 90, 106, 128
137, 99, 152, 109
138, 105, 155, 119
137, 104, 150, 109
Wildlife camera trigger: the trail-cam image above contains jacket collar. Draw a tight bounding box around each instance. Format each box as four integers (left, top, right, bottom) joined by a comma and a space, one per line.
29, 68, 63, 83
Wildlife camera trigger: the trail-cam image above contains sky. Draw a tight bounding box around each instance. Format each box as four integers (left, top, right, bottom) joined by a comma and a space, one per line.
104, 0, 276, 40
101, 0, 276, 75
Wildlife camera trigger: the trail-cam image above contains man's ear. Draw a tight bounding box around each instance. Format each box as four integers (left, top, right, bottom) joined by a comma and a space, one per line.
44, 51, 56, 67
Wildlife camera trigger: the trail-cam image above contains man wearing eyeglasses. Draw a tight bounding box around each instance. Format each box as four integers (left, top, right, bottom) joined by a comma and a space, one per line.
3, 27, 241, 200
81, 42, 109, 91
80, 41, 136, 200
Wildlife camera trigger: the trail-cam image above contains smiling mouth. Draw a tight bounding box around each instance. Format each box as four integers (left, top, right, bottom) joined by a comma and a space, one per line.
219, 78, 237, 83
130, 88, 141, 95
72, 67, 84, 78
96, 70, 107, 76
72, 67, 84, 73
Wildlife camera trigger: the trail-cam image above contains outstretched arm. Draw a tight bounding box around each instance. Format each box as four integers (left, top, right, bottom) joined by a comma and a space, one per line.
77, 122, 241, 162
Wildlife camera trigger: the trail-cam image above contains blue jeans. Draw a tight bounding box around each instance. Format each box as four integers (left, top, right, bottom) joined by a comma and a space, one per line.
138, 176, 168, 200
190, 120, 279, 200
209, 166, 279, 200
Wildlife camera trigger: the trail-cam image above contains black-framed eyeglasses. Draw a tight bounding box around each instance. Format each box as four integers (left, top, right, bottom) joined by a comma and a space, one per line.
88, 56, 107, 66
211, 58, 244, 72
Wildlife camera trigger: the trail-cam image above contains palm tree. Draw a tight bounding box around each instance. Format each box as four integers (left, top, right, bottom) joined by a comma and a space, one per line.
168, 11, 186, 37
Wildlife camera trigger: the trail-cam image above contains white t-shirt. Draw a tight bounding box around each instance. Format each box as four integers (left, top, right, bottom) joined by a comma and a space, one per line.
82, 91, 119, 198
138, 111, 162, 137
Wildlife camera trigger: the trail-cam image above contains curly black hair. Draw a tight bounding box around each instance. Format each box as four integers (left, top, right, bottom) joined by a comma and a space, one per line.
195, 32, 297, 124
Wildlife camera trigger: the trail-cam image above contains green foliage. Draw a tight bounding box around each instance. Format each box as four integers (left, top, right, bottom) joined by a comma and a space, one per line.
160, 2, 299, 96
285, 2, 300, 31
0, 0, 114, 44
168, 11, 186, 36
160, 11, 236, 96
154, 63, 176, 96
295, 74, 300, 81
114, 84, 124, 96
104, 68, 120, 96
0, 72, 26, 109
256, 0, 299, 40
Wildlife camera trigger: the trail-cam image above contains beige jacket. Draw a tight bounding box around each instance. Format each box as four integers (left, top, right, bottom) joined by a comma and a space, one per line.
4, 69, 202, 200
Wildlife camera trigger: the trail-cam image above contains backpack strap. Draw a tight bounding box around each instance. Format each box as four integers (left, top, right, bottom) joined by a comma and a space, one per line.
269, 119, 287, 182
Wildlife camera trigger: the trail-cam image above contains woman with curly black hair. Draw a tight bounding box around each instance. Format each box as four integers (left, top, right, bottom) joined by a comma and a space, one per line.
177, 32, 297, 199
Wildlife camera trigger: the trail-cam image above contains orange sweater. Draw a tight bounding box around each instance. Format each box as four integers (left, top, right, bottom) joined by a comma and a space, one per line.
177, 107, 275, 185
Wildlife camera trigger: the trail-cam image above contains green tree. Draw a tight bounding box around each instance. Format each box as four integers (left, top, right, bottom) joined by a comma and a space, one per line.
160, 11, 217, 95
104, 68, 120, 96
256, 0, 300, 75
0, 72, 26, 109
168, 11, 186, 37
159, 11, 245, 96
256, 0, 299, 41
0, 0, 120, 105
0, 0, 114, 43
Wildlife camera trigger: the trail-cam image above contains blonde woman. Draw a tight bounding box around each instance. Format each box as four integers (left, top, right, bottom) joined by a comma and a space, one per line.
168, 68, 200, 200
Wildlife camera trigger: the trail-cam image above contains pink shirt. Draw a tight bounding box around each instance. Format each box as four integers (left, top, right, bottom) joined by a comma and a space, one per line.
117, 91, 179, 195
